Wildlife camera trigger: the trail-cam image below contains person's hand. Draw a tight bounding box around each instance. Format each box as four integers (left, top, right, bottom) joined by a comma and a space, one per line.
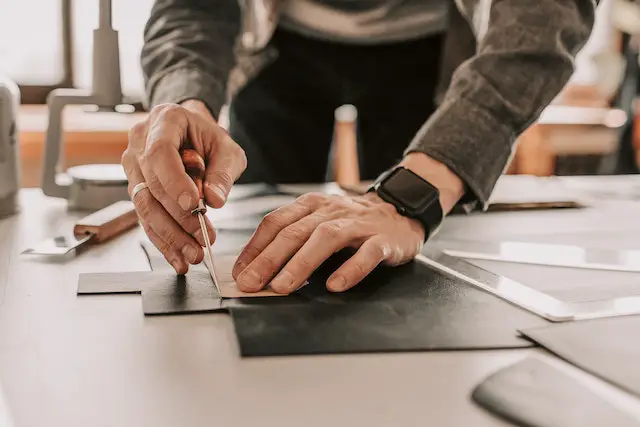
122, 101, 247, 274
231, 192, 426, 294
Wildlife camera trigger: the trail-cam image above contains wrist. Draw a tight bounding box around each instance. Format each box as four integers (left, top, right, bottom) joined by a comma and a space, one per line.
362, 192, 427, 240
180, 99, 217, 124
399, 152, 465, 213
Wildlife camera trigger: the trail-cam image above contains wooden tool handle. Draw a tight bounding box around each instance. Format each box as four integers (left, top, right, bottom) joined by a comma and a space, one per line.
179, 139, 206, 199
73, 201, 139, 244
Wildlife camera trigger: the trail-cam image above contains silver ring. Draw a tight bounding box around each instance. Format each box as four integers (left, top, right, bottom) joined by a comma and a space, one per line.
131, 182, 149, 200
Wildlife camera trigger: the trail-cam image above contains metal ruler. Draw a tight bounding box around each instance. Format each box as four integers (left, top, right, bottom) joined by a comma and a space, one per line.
418, 246, 640, 323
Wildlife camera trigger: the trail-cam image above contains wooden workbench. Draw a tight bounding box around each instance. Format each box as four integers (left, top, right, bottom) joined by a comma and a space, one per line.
1, 177, 640, 427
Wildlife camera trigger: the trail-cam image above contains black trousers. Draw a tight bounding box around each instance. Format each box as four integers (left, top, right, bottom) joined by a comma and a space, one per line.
229, 28, 444, 184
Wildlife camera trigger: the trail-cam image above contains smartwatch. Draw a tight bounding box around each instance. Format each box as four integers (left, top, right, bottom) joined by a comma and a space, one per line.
368, 166, 443, 240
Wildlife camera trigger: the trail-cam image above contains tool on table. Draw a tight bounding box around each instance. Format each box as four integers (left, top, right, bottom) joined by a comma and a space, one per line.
21, 200, 138, 256
179, 144, 221, 295
418, 247, 640, 322
437, 239, 640, 273
0, 76, 20, 219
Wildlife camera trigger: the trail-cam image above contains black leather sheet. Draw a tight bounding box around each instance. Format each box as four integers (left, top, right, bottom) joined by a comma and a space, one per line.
229, 250, 549, 356
82, 236, 551, 355
472, 357, 640, 427
520, 316, 640, 398
77, 270, 225, 315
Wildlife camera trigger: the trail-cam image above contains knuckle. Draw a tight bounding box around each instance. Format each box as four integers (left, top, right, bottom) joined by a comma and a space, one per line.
162, 230, 178, 248
257, 252, 279, 274
143, 135, 170, 159
279, 223, 308, 243
153, 103, 184, 122
135, 194, 153, 218
158, 242, 173, 257
240, 244, 260, 261
235, 145, 248, 171
295, 255, 314, 272
351, 260, 368, 278
120, 148, 134, 170
261, 210, 288, 230
370, 243, 388, 261
316, 220, 343, 239
127, 122, 146, 143
297, 192, 325, 207
210, 169, 234, 189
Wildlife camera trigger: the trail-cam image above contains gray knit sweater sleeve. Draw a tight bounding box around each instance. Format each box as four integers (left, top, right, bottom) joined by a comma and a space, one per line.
141, 0, 241, 119
405, 0, 597, 210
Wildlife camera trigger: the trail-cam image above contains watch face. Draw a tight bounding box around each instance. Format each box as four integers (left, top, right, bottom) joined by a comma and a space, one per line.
383, 168, 438, 211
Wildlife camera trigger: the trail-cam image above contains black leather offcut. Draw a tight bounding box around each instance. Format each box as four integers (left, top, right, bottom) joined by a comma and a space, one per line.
228, 249, 549, 357
77, 270, 225, 315
472, 357, 640, 427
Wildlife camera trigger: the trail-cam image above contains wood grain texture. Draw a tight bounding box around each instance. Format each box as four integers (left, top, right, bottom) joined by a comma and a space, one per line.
73, 201, 138, 243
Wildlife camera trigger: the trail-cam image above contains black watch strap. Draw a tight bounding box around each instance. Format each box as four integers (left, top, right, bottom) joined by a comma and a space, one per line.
368, 166, 443, 240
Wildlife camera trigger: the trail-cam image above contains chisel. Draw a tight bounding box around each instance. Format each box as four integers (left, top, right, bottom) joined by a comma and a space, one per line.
179, 143, 221, 295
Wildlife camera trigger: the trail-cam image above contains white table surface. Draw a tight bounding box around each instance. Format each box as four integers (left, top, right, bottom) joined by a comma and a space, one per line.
2, 176, 640, 427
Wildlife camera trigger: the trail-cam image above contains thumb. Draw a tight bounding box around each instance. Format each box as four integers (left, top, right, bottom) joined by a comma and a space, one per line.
204, 140, 247, 208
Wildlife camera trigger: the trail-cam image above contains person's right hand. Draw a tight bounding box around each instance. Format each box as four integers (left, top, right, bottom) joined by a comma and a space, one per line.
122, 101, 247, 274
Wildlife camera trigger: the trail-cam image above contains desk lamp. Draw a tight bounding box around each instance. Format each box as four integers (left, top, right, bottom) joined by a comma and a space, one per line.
41, 0, 129, 210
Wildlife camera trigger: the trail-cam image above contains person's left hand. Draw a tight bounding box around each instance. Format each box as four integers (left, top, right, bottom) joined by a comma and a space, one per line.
232, 192, 426, 294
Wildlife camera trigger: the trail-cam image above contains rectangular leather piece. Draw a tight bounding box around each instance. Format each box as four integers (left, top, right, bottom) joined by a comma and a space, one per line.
520, 316, 640, 398
228, 250, 549, 356
77, 270, 225, 315
472, 357, 640, 427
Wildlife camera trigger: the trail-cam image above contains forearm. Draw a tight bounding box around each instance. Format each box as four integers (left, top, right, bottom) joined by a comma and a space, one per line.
141, 0, 241, 119
404, 0, 597, 211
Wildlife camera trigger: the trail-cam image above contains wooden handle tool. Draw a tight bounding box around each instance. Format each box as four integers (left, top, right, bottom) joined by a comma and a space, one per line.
179, 143, 221, 294
73, 200, 139, 243
22, 201, 138, 256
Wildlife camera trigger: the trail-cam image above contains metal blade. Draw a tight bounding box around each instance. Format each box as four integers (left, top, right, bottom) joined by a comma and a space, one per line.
197, 212, 221, 295
21, 233, 94, 256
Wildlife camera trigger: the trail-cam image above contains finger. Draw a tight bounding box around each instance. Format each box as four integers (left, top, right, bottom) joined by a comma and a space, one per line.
143, 222, 189, 274
124, 140, 208, 265
232, 194, 325, 277
132, 184, 204, 267
326, 236, 390, 292
235, 213, 327, 292
139, 106, 200, 212
145, 172, 216, 247
203, 133, 247, 208
268, 219, 363, 294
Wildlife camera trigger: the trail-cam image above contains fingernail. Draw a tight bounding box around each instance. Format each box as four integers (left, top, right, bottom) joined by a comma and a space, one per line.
327, 276, 347, 292
208, 183, 227, 202
181, 245, 199, 263
178, 192, 192, 211
238, 270, 263, 291
270, 270, 294, 293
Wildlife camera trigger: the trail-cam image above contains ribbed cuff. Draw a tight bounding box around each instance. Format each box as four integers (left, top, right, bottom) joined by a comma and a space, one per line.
147, 68, 227, 120
404, 97, 515, 212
